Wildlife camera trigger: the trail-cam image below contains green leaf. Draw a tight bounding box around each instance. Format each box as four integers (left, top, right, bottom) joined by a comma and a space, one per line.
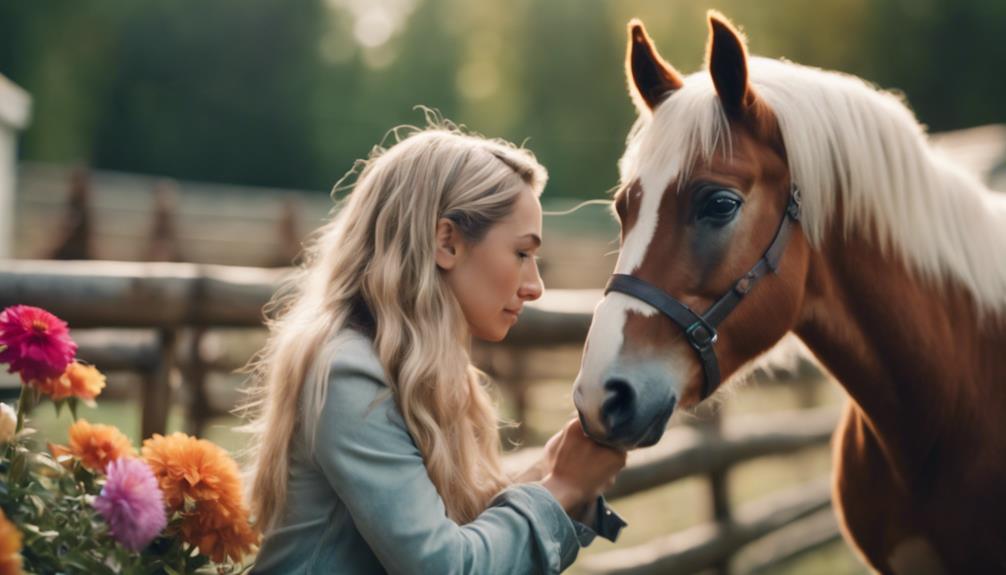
10, 450, 27, 483
28, 494, 45, 516
21, 523, 59, 539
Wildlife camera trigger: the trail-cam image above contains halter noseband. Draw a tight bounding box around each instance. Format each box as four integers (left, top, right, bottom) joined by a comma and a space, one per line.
604, 184, 802, 401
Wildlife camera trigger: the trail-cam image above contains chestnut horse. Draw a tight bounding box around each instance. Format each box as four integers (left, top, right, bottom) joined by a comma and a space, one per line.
572, 12, 1006, 573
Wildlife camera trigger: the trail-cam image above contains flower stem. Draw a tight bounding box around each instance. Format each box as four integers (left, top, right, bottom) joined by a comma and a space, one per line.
14, 382, 29, 434
4, 384, 32, 487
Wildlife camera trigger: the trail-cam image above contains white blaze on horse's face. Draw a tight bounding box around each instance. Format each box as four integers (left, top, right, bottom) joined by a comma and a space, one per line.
576, 165, 670, 402
573, 172, 687, 448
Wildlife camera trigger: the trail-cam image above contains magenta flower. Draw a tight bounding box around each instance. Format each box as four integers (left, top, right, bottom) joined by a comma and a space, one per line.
94, 458, 168, 552
0, 305, 77, 383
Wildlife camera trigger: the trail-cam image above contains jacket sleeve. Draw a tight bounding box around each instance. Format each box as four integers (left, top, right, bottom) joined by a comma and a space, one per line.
312, 361, 586, 575
570, 495, 627, 547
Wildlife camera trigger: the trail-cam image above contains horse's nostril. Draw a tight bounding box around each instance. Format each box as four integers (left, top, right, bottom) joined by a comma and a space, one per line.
601, 378, 637, 433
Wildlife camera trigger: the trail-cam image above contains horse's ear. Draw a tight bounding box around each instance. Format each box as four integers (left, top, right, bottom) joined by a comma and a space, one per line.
626, 19, 683, 112
706, 11, 754, 118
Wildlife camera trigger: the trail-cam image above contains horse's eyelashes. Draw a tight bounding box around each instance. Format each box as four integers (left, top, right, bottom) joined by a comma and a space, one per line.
697, 190, 743, 224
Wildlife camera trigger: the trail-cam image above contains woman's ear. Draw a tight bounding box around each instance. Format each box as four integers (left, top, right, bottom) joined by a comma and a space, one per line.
435, 218, 462, 270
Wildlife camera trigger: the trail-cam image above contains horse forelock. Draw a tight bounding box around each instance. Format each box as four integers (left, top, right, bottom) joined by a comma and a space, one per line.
616, 76, 732, 276
622, 56, 1006, 316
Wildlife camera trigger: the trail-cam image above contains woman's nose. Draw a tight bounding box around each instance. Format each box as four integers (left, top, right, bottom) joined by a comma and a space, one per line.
518, 262, 544, 301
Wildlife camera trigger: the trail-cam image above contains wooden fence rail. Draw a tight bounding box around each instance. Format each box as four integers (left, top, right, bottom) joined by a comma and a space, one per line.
738, 507, 842, 574
501, 408, 842, 574
0, 259, 596, 337
581, 478, 835, 575
604, 407, 838, 500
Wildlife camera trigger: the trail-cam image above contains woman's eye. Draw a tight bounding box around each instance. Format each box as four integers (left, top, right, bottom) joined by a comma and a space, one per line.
697, 192, 742, 224
518, 252, 542, 265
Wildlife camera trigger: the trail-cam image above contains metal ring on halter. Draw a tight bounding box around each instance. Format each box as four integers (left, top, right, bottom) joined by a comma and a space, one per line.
685, 320, 717, 351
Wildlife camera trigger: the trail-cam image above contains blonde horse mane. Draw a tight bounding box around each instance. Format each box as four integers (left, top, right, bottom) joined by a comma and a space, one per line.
621, 57, 1006, 317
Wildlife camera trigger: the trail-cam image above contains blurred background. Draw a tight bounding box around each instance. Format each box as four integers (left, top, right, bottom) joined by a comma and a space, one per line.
1, 0, 1004, 573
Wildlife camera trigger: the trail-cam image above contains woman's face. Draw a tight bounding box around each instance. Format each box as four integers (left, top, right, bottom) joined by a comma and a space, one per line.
438, 188, 545, 342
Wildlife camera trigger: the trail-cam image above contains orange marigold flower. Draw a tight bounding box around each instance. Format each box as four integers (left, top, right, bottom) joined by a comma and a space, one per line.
141, 433, 244, 510
142, 433, 259, 562
0, 508, 23, 575
179, 501, 259, 563
35, 361, 106, 402
52, 419, 136, 472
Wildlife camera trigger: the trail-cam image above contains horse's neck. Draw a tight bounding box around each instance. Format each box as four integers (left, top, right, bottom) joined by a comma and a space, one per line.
794, 229, 1006, 478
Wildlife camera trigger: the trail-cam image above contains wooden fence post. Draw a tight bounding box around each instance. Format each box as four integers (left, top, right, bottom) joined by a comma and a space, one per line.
141, 328, 177, 439
705, 409, 733, 575
184, 327, 211, 437
47, 165, 95, 260
145, 180, 183, 262
269, 194, 303, 268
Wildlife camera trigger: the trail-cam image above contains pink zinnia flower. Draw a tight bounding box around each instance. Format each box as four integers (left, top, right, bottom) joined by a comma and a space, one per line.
0, 305, 77, 383
94, 458, 168, 552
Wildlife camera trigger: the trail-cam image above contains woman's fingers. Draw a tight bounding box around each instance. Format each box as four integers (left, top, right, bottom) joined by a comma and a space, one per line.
539, 419, 630, 513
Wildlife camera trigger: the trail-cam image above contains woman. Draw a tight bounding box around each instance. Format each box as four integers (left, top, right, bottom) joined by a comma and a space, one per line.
242, 119, 627, 574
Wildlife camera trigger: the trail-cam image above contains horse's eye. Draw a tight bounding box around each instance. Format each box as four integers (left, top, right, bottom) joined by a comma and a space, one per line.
698, 191, 742, 224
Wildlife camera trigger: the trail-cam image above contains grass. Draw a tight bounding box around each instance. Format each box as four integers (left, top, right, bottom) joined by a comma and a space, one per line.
22, 399, 248, 457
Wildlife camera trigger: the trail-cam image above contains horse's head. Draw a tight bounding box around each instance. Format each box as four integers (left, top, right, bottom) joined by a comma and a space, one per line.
574, 13, 812, 449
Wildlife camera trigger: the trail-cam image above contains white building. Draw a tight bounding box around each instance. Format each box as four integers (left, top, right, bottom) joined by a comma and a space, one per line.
0, 75, 32, 259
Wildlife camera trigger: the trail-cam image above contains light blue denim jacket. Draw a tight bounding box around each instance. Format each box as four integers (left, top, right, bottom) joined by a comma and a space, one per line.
252, 330, 624, 574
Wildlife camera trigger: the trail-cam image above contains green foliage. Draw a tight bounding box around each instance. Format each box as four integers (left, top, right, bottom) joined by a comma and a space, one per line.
0, 0, 1003, 198
5, 430, 147, 573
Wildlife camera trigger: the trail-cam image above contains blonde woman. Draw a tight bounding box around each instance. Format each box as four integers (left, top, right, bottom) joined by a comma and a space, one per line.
243, 120, 627, 574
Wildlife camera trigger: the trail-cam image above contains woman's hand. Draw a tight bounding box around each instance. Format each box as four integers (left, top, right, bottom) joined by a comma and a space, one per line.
539, 418, 627, 516
511, 423, 565, 483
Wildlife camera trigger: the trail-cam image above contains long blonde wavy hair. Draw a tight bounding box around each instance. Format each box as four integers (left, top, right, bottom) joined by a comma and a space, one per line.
239, 118, 548, 532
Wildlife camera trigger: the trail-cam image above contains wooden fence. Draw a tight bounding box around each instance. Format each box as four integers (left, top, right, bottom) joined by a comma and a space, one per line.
0, 259, 845, 574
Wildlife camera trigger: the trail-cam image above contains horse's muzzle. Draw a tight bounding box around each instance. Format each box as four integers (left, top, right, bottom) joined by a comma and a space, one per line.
574, 368, 677, 449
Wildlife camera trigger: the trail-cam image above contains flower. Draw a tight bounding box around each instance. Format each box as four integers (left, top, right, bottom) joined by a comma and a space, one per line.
179, 502, 259, 564
35, 361, 106, 402
93, 458, 168, 552
142, 433, 259, 562
0, 305, 77, 383
0, 403, 15, 444
0, 508, 22, 575
141, 433, 244, 511
49, 420, 136, 472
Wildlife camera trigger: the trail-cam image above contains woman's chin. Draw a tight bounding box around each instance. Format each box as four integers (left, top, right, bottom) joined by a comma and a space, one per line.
479, 331, 507, 343
471, 324, 510, 343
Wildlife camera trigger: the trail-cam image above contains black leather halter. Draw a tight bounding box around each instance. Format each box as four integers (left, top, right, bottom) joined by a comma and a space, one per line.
604, 184, 802, 401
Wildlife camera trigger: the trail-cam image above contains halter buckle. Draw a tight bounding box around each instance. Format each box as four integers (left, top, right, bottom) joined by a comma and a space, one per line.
734, 271, 757, 295
787, 185, 802, 221
685, 320, 718, 352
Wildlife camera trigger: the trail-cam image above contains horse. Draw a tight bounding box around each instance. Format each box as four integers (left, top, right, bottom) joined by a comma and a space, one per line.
571, 12, 1006, 573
